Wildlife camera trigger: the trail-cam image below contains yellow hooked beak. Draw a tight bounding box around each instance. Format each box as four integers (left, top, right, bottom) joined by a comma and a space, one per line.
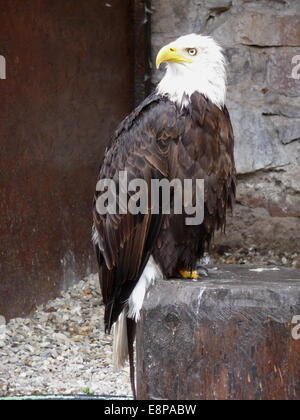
156, 45, 192, 69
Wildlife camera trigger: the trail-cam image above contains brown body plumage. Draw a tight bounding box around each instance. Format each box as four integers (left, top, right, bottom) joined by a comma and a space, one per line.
93, 91, 236, 333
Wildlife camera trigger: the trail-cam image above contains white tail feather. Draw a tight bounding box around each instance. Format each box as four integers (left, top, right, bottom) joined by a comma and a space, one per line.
113, 309, 128, 369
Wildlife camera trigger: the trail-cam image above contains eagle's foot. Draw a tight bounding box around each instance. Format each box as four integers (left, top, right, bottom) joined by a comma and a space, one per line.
179, 269, 200, 280
179, 266, 209, 280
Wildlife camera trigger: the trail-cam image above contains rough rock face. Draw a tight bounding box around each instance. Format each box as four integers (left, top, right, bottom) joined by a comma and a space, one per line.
151, 0, 300, 252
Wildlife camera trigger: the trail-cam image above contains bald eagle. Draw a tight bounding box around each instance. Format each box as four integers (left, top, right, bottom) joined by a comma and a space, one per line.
92, 34, 236, 397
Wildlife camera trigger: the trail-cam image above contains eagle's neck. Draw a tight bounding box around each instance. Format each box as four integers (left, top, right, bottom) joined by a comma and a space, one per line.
156, 61, 226, 109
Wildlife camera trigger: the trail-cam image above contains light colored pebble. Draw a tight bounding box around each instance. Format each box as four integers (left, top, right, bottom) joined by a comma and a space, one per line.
0, 274, 131, 397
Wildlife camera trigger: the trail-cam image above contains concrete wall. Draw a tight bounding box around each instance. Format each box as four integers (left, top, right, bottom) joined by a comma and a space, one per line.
151, 0, 300, 252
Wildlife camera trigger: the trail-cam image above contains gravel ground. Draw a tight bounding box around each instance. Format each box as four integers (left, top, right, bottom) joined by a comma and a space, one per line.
0, 275, 132, 398
210, 247, 300, 268
0, 247, 298, 398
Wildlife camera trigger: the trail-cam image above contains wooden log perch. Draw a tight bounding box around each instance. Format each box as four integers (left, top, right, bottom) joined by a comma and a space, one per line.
136, 265, 300, 400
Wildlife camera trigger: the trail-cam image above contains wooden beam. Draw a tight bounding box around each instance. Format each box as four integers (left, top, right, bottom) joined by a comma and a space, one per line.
136, 265, 300, 400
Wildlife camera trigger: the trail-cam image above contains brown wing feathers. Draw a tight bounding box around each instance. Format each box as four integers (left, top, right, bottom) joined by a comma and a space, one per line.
93, 95, 178, 333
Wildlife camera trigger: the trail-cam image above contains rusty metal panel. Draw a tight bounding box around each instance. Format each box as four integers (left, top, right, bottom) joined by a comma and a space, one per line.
0, 0, 136, 319
133, 0, 152, 106
136, 266, 300, 400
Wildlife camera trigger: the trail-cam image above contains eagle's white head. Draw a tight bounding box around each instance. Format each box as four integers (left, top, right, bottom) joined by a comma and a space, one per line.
156, 33, 226, 109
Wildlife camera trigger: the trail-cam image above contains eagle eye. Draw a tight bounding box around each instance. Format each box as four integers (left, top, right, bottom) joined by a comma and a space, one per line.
187, 48, 197, 56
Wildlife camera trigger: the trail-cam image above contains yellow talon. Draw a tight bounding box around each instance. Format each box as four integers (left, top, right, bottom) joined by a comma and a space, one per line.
179, 270, 200, 279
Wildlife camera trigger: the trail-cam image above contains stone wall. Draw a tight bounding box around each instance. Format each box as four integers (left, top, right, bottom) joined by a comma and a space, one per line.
151, 0, 300, 252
